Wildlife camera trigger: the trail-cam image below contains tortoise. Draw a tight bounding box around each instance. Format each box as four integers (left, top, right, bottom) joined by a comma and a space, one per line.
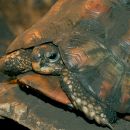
0, 0, 130, 129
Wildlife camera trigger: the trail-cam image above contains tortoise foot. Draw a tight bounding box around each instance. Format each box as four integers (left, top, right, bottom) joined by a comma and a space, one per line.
61, 69, 117, 129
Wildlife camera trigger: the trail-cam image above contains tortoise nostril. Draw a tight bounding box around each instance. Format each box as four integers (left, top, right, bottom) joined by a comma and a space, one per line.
32, 47, 45, 62
32, 54, 41, 62
40, 59, 45, 67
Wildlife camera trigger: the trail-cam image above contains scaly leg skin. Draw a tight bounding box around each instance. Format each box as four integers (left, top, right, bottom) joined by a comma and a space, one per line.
61, 69, 117, 129
0, 49, 32, 76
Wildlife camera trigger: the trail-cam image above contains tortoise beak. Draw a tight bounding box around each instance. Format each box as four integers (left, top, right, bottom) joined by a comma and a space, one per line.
32, 61, 55, 75
31, 45, 55, 74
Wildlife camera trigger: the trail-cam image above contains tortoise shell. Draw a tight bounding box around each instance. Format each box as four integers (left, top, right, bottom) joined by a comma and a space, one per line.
6, 0, 130, 113
6, 0, 112, 53
17, 72, 71, 105
4, 0, 130, 128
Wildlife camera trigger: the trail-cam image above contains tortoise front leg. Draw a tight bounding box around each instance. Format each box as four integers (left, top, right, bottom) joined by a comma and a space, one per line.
124, 116, 130, 121
61, 69, 117, 129
0, 49, 32, 76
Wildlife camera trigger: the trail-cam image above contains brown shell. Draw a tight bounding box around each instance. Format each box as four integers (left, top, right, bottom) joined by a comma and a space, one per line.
6, 0, 111, 53
17, 72, 71, 105
6, 0, 130, 114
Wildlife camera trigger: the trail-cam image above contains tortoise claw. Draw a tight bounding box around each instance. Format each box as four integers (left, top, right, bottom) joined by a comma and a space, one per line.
123, 115, 130, 121
106, 122, 114, 130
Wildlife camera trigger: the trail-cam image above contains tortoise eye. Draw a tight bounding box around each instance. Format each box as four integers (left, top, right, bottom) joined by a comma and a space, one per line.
46, 52, 60, 63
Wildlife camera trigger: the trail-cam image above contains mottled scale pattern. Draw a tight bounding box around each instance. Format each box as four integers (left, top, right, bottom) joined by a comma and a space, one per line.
75, 56, 124, 117
0, 49, 32, 76
119, 72, 130, 112
61, 69, 117, 129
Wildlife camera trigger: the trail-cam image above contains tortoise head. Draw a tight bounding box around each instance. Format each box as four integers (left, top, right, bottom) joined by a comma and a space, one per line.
32, 43, 64, 75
